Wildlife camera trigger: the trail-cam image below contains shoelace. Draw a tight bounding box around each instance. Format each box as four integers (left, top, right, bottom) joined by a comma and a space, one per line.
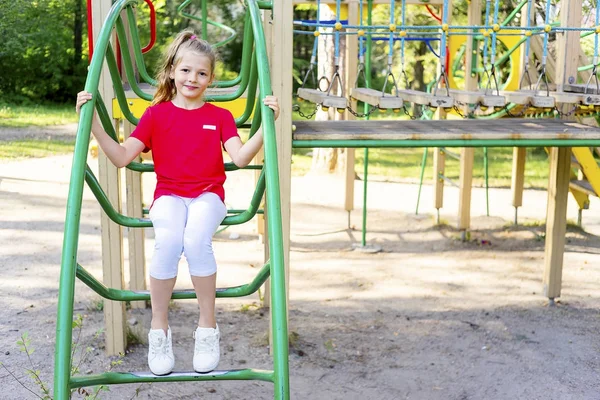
149, 336, 169, 356
194, 334, 217, 353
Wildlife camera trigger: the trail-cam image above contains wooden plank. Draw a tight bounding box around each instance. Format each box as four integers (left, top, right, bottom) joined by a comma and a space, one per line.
270, 0, 293, 336
511, 147, 526, 208
396, 89, 453, 108
433, 148, 445, 209
544, 0, 582, 300
449, 89, 506, 107
431, 0, 453, 216
124, 121, 147, 309
550, 91, 600, 106
501, 90, 556, 108
292, 119, 600, 141
94, 0, 126, 356
543, 147, 571, 299
297, 88, 348, 109
344, 1, 358, 214
458, 148, 474, 230
569, 179, 597, 197
350, 87, 404, 109
457, 0, 481, 231
120, 15, 146, 311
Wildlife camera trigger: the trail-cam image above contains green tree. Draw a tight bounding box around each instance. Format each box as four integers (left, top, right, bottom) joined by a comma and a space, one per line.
0, 0, 87, 103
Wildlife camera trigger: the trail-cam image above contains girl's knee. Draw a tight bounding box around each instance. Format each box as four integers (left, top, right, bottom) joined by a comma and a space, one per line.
189, 262, 217, 277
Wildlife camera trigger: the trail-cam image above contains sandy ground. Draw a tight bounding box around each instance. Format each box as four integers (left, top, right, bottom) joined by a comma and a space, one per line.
1, 125, 600, 399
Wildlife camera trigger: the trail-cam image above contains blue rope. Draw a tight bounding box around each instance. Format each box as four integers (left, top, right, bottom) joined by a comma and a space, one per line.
523, 0, 533, 67
594, 1, 600, 65
335, 0, 341, 64
439, 0, 449, 69
491, 0, 500, 66
542, 0, 552, 66
483, 0, 491, 68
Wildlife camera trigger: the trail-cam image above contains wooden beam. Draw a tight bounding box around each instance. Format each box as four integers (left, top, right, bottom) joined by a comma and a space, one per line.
350, 88, 404, 109
94, 0, 126, 356
501, 90, 555, 108
511, 147, 526, 208
543, 147, 571, 299
124, 121, 146, 310
449, 89, 505, 108
292, 119, 600, 141
543, 0, 582, 300
120, 10, 147, 311
297, 88, 348, 109
343, 1, 359, 214
396, 89, 453, 108
458, 0, 481, 231
270, 0, 293, 330
433, 147, 445, 210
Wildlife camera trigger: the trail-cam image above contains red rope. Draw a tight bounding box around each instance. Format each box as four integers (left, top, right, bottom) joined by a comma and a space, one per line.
425, 4, 442, 22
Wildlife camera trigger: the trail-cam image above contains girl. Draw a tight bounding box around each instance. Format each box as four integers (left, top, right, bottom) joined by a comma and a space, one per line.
76, 30, 280, 375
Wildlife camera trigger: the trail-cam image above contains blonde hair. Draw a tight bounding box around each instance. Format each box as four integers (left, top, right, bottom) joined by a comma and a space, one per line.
152, 30, 217, 105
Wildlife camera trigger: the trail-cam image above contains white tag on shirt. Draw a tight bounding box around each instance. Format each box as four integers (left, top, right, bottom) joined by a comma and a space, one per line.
203, 124, 217, 130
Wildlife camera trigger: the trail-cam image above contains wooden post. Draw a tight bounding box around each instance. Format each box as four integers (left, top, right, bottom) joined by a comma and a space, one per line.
124, 121, 147, 309
433, 1, 453, 218
93, 0, 126, 355
343, 0, 358, 219
511, 147, 526, 214
510, 1, 535, 219
543, 0, 581, 300
457, 0, 480, 231
433, 147, 445, 212
120, 9, 147, 310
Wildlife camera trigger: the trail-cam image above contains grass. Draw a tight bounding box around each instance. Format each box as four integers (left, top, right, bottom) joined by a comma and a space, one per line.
0, 139, 75, 160
0, 102, 552, 189
0, 102, 78, 127
292, 144, 550, 189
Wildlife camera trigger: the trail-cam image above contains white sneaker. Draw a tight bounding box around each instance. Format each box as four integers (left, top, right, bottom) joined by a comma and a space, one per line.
147, 327, 174, 375
193, 325, 220, 373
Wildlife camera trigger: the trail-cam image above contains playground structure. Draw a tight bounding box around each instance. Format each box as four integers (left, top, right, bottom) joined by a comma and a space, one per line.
55, 0, 600, 399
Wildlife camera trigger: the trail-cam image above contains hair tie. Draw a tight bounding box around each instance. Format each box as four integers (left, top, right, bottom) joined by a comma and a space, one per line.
190, 35, 197, 41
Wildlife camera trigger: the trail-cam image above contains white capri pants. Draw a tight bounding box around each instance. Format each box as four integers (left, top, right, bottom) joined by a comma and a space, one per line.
148, 192, 227, 280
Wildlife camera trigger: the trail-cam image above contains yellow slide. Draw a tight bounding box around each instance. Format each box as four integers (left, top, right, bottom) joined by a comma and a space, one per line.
570, 147, 600, 210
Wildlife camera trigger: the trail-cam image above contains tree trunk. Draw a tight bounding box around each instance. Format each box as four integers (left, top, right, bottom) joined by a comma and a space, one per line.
73, 0, 83, 66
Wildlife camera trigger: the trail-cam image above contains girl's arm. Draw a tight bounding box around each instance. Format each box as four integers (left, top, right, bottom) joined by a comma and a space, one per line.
224, 95, 280, 168
76, 91, 145, 168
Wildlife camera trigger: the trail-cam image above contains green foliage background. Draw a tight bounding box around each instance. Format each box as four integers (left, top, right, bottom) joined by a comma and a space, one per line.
2, 0, 600, 107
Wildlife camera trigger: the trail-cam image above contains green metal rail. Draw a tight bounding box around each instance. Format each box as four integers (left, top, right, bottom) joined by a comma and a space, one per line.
54, 0, 288, 399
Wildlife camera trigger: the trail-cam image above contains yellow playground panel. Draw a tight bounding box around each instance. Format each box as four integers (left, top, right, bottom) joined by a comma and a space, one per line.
112, 97, 252, 119
448, 29, 522, 91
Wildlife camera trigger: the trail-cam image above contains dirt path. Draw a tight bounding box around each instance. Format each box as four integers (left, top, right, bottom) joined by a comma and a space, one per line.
1, 126, 600, 399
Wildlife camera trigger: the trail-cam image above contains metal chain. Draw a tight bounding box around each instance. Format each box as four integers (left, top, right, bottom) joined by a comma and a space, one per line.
292, 103, 319, 120
453, 103, 476, 119
347, 103, 379, 118
402, 104, 420, 120
553, 104, 579, 118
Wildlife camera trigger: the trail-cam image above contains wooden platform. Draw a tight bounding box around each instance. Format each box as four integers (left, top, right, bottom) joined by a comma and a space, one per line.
292, 118, 600, 148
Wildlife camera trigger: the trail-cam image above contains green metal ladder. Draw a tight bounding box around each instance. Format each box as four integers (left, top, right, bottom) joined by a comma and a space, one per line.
54, 0, 289, 398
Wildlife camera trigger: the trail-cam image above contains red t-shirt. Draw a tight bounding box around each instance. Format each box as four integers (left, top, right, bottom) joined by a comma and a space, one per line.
131, 101, 239, 203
